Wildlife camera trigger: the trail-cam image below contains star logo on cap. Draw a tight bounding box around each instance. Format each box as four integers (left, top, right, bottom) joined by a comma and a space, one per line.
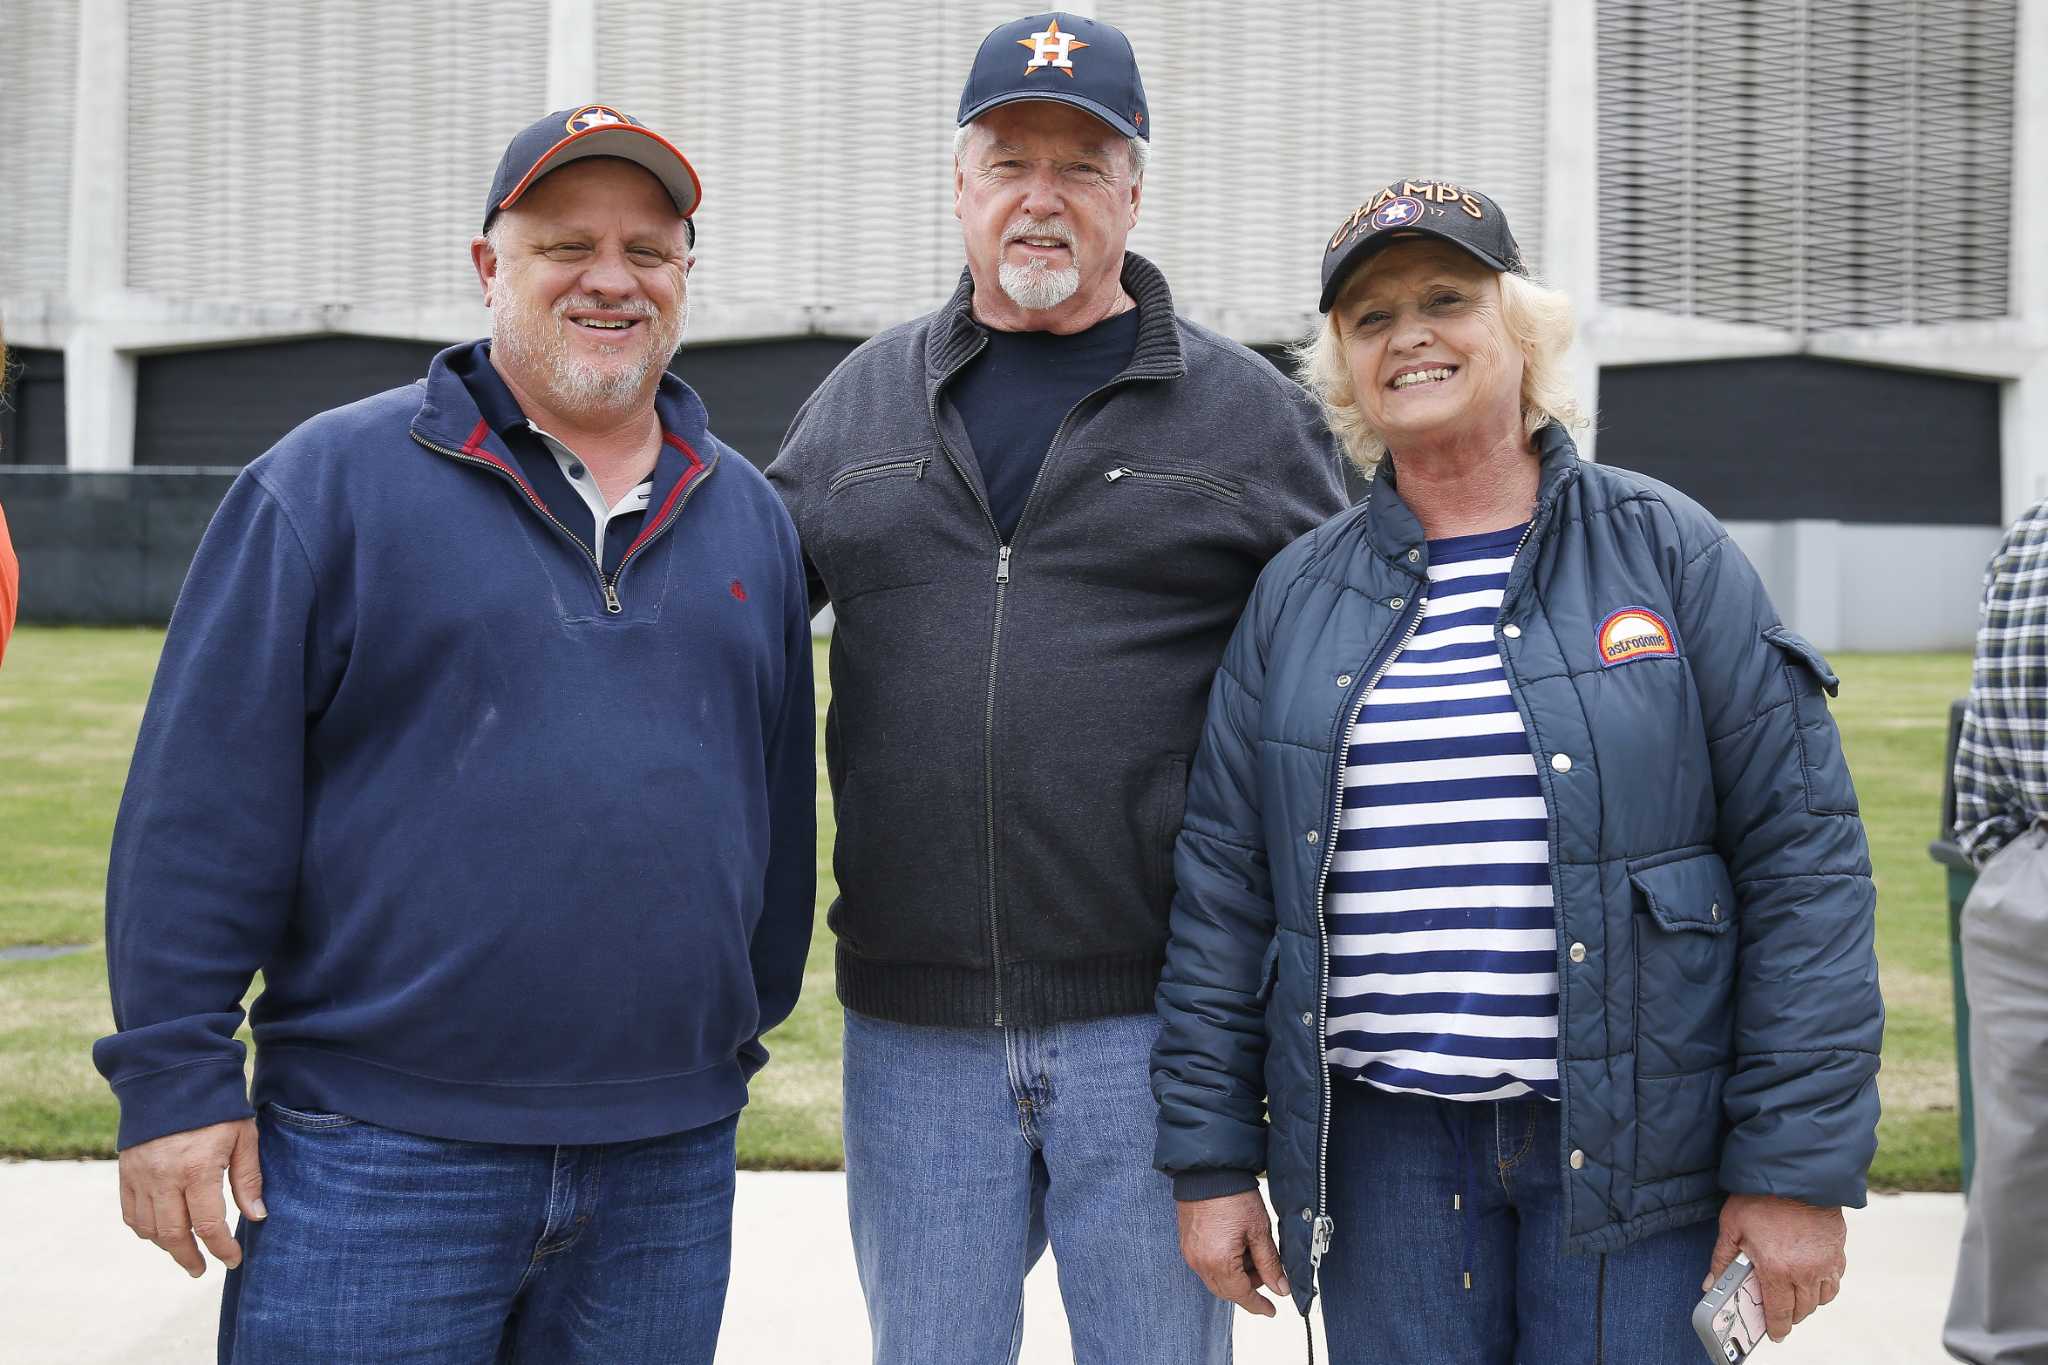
1019, 18, 1088, 77
1370, 196, 1425, 230
566, 104, 631, 133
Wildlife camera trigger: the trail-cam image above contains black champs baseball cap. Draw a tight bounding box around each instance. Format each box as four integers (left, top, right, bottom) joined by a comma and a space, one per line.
957, 13, 1151, 141
483, 105, 702, 239
1319, 179, 1526, 313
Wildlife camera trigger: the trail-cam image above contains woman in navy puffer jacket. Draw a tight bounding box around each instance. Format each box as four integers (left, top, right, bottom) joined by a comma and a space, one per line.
1150, 182, 1883, 1363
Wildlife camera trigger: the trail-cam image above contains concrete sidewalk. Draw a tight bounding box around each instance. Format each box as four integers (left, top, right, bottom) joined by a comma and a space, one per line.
4, 1161, 1963, 1362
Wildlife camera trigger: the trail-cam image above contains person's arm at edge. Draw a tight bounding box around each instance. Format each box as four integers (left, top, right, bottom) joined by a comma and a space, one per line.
1153, 550, 1300, 1315
0, 500, 18, 667
94, 469, 328, 1144
1955, 533, 2029, 864
93, 467, 337, 1273
738, 501, 817, 1081
1672, 510, 1880, 1340
764, 385, 831, 618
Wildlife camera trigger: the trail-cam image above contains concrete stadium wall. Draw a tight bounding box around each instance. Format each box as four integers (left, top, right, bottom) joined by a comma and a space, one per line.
1727, 520, 1999, 654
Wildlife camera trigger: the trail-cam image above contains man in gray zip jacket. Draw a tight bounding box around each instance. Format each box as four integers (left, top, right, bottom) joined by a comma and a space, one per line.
765, 13, 1345, 1360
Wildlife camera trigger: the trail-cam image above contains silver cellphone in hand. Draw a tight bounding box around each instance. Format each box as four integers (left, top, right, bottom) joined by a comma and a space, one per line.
1693, 1252, 1767, 1362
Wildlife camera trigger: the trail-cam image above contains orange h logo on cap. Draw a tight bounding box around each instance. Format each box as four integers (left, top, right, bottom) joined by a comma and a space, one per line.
1019, 19, 1088, 76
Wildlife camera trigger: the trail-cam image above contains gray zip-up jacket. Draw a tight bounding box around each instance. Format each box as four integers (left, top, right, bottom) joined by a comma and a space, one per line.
767, 253, 1348, 1027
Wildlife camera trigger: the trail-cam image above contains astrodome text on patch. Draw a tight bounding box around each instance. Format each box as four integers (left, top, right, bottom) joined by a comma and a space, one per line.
1597, 607, 1678, 668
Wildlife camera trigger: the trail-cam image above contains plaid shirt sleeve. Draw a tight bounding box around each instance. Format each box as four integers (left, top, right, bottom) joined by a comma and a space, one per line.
1956, 499, 2048, 864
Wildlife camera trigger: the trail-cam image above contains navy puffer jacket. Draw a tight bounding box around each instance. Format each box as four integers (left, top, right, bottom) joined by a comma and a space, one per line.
1151, 425, 1883, 1313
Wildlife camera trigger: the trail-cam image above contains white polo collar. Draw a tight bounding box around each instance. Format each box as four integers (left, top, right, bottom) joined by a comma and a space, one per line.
527, 422, 653, 567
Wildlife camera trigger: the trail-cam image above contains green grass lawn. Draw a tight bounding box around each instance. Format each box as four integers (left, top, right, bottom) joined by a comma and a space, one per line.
0, 628, 1972, 1188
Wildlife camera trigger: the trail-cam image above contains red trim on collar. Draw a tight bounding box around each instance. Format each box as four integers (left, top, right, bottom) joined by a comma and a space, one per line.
458, 418, 547, 506
620, 432, 707, 561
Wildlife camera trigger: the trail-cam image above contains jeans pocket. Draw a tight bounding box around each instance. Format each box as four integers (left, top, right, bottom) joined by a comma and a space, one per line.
265, 1103, 361, 1131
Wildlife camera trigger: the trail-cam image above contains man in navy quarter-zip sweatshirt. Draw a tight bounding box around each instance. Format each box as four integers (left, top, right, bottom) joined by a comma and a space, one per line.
93, 107, 814, 1365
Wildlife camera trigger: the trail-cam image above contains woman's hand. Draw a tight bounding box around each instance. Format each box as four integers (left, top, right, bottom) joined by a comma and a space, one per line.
1178, 1188, 1291, 1316
1705, 1193, 1847, 1342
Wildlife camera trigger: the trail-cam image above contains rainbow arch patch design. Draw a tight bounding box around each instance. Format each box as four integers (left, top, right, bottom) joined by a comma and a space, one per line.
1597, 607, 1677, 667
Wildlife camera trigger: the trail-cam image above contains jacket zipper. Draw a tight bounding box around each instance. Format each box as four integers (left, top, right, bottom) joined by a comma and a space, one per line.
927, 353, 1135, 1028
1491, 509, 1571, 1199
1103, 466, 1243, 502
828, 455, 929, 493
609, 457, 718, 608
1308, 574, 1424, 1279
412, 432, 715, 615
1304, 512, 1545, 1282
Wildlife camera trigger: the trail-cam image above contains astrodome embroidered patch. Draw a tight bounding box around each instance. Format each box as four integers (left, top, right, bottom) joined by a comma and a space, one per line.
1597, 606, 1677, 668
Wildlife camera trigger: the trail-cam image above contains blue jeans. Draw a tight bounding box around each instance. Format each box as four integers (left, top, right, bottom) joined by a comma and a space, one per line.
843, 1009, 1231, 1364
218, 1103, 738, 1364
1318, 1081, 1718, 1364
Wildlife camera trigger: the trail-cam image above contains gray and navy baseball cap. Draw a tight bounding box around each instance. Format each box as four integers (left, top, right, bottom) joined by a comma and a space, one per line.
1319, 178, 1526, 312
957, 13, 1150, 141
484, 104, 702, 238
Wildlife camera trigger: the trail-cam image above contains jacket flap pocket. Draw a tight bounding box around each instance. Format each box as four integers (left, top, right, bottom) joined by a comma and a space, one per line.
1763, 625, 1840, 697
1628, 851, 1736, 935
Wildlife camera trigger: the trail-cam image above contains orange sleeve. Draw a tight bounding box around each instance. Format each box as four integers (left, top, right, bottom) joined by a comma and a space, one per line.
0, 501, 17, 667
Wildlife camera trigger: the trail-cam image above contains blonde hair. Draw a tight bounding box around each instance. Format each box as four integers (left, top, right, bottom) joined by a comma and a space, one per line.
1295, 266, 1587, 473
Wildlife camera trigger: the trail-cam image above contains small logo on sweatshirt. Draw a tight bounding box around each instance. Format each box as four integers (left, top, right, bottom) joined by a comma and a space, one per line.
1597, 607, 1676, 667
729, 579, 748, 602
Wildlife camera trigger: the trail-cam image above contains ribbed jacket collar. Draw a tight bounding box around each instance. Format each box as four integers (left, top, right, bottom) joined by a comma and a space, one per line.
923, 251, 1187, 389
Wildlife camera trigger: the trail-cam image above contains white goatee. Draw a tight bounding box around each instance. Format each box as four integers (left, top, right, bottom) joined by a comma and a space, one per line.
997, 216, 1081, 311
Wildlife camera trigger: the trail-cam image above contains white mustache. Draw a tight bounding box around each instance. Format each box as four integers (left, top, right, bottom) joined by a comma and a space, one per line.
1004, 217, 1075, 247
555, 294, 658, 320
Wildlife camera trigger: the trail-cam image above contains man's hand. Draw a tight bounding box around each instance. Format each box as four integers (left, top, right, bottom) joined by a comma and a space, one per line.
118, 1118, 266, 1277
1705, 1193, 1846, 1343
1178, 1188, 1290, 1317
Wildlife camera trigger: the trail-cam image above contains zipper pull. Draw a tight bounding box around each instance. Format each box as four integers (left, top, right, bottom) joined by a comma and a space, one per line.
603, 582, 623, 614
1105, 467, 1130, 482
1310, 1215, 1335, 1266
996, 545, 1012, 583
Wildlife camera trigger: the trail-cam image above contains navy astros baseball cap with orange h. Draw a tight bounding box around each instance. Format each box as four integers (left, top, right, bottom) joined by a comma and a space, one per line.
484, 104, 702, 241
1319, 178, 1526, 313
958, 13, 1150, 141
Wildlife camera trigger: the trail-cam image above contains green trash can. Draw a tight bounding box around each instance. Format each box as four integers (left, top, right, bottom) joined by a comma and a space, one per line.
1928, 698, 1976, 1195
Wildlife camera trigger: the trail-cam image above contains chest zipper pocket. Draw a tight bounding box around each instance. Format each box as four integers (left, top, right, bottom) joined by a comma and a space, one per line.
1103, 466, 1244, 504
829, 455, 929, 494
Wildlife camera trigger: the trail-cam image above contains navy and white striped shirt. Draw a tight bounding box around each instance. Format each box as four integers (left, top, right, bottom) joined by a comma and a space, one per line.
1324, 523, 1560, 1101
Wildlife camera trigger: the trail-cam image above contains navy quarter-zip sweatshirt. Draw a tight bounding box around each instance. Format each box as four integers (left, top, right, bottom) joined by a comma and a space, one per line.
94, 341, 815, 1150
